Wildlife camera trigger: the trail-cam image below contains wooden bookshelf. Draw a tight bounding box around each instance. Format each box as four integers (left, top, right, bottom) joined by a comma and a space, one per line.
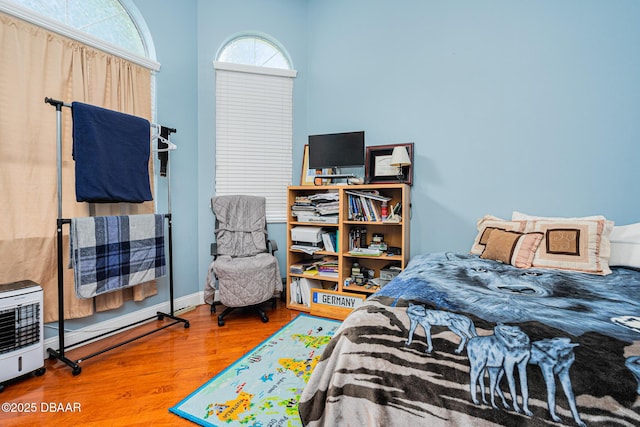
286, 184, 410, 319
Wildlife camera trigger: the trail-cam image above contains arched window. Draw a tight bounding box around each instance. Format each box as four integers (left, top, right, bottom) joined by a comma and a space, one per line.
1, 0, 157, 68
214, 34, 296, 223
0, 0, 159, 321
218, 35, 291, 69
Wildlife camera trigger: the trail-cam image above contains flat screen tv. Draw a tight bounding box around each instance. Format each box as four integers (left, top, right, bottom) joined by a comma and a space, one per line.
308, 131, 365, 170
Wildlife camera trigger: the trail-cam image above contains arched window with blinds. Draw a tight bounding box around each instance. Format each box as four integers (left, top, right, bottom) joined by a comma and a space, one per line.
214, 34, 296, 223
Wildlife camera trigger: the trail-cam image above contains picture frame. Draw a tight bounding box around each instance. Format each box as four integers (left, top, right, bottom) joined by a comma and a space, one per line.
365, 143, 414, 186
300, 144, 333, 186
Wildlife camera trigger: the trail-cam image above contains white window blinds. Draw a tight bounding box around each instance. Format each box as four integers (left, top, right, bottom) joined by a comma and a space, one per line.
214, 62, 296, 223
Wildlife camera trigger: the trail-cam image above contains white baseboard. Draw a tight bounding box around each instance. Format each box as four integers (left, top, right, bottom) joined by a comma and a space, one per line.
43, 291, 205, 358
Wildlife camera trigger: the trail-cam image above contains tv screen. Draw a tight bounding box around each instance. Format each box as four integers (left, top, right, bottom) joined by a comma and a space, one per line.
308, 131, 365, 169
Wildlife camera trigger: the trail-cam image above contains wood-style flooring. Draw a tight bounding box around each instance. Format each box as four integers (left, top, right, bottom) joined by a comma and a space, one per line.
0, 302, 301, 427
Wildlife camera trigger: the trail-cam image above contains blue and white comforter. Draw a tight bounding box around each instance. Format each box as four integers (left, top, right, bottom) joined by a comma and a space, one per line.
299, 252, 640, 427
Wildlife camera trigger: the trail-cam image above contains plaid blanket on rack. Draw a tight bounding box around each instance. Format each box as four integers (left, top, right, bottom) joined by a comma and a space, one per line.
70, 214, 166, 298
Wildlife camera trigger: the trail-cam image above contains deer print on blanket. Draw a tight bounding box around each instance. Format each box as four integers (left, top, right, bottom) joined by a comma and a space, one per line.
467, 324, 533, 416
405, 303, 477, 354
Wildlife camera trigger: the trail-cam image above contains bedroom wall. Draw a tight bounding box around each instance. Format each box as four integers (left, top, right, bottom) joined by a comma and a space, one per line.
306, 0, 640, 255
52, 0, 640, 333
133, 0, 199, 301
192, 0, 309, 294
133, 0, 308, 305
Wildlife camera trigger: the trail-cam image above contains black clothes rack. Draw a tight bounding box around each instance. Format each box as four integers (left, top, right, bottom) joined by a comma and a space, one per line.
44, 97, 188, 375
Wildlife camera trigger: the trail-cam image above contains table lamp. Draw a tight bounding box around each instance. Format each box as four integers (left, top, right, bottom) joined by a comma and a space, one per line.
390, 146, 411, 183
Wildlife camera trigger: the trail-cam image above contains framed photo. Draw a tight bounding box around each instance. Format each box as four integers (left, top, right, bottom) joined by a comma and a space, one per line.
365, 143, 414, 186
300, 144, 333, 186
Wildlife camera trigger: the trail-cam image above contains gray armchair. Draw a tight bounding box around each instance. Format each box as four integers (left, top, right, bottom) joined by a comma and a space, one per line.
205, 195, 282, 326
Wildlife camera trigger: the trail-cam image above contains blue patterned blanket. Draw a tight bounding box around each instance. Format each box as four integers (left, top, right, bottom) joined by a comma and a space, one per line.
70, 214, 166, 298
300, 252, 640, 426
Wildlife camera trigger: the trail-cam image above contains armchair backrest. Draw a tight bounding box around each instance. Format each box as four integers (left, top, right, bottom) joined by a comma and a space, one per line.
211, 195, 268, 257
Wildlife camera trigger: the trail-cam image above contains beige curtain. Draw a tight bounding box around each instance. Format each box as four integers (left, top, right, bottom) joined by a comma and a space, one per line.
0, 12, 157, 323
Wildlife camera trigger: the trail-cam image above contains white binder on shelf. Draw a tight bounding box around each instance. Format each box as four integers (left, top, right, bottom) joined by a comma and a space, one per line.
290, 277, 322, 307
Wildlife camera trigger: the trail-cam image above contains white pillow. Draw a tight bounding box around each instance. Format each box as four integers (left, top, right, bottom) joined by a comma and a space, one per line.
609, 223, 640, 268
512, 211, 607, 221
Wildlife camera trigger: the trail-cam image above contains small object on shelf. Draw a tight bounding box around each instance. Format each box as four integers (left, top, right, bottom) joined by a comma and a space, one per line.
369, 233, 387, 251
386, 246, 402, 256
380, 264, 402, 281
291, 226, 323, 245
369, 278, 389, 288
348, 227, 368, 250
349, 248, 383, 256
351, 262, 361, 276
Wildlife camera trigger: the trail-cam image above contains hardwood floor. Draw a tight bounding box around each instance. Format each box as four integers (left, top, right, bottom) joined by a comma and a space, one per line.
0, 302, 301, 427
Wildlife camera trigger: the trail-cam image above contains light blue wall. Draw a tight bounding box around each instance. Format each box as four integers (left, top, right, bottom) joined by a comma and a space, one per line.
135, 0, 200, 302
135, 0, 307, 300
56, 0, 640, 332
193, 0, 308, 293
306, 0, 640, 255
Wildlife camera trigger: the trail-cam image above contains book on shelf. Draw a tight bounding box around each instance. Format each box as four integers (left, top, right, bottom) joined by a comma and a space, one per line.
291, 244, 323, 255
290, 277, 322, 307
296, 213, 338, 224
345, 189, 392, 202
348, 194, 382, 222
291, 255, 339, 276
289, 260, 318, 274
321, 231, 337, 253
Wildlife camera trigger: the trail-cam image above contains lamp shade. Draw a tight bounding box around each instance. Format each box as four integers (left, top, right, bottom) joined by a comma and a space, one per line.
390, 146, 411, 167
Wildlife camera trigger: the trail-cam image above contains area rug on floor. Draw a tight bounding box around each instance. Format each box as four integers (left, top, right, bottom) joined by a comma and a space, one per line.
169, 313, 342, 427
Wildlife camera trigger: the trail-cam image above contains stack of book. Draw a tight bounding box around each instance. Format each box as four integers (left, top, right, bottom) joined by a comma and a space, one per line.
346, 190, 392, 222
290, 260, 320, 275
290, 257, 339, 278
316, 259, 339, 277
292, 192, 339, 223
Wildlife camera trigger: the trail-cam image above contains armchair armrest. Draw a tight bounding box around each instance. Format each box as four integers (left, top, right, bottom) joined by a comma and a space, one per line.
211, 242, 218, 257
268, 239, 278, 255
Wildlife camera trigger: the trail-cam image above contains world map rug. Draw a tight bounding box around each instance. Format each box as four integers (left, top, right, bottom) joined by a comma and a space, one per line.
169, 313, 342, 427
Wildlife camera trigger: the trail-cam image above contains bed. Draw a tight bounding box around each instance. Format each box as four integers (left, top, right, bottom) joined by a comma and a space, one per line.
299, 214, 640, 427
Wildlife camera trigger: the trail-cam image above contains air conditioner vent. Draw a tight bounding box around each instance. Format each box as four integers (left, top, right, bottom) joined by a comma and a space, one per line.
0, 303, 41, 354
0, 281, 45, 387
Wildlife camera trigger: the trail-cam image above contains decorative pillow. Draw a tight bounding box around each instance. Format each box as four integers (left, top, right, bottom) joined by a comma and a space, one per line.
523, 219, 614, 275
609, 222, 640, 269
470, 215, 527, 255
480, 229, 544, 268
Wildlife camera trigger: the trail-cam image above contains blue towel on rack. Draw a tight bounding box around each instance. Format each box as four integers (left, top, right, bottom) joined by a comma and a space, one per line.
70, 214, 166, 298
72, 102, 153, 203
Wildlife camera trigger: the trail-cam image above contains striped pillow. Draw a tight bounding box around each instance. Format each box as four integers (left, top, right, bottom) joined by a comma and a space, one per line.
523, 219, 613, 275
470, 215, 527, 255
480, 229, 544, 268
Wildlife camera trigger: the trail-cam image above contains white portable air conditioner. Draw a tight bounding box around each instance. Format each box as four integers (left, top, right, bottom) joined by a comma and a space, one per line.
0, 280, 45, 391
